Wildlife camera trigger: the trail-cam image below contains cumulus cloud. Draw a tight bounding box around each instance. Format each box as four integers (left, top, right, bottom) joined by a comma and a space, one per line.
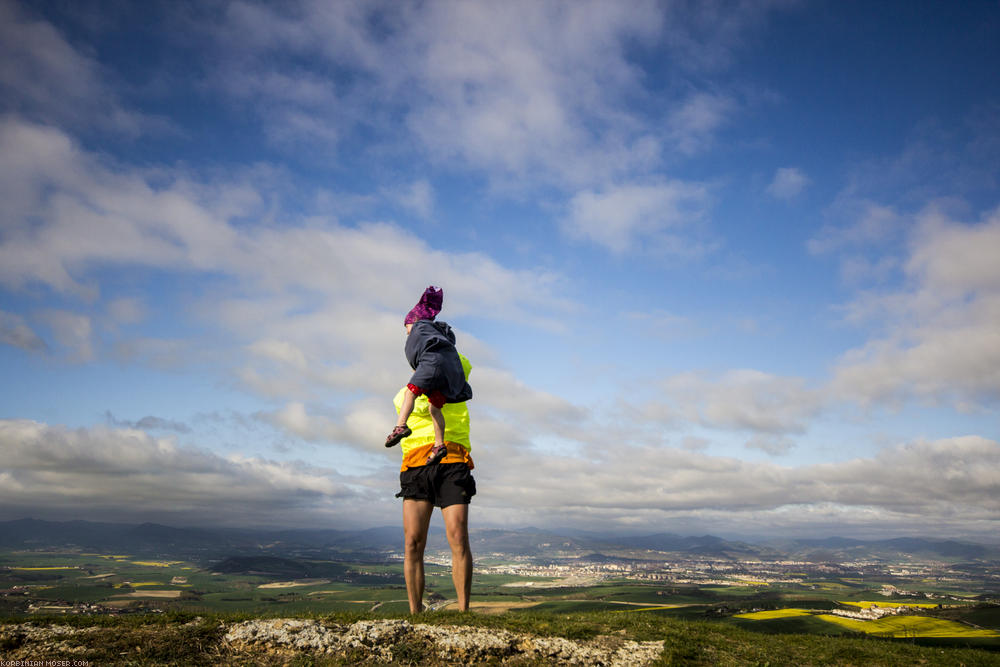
833, 206, 1000, 408
3, 418, 996, 536
255, 399, 386, 450
656, 370, 825, 435
0, 117, 571, 318
766, 166, 809, 200
0, 117, 574, 399
201, 1, 796, 189
563, 182, 709, 254
253, 361, 588, 463
204, 0, 666, 184
105, 412, 192, 434
473, 434, 1000, 536
0, 419, 381, 528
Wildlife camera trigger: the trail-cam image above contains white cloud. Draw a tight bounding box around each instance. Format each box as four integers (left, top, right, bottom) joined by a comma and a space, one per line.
203, 0, 667, 185
0, 117, 573, 323
658, 369, 825, 435
563, 182, 709, 254
459, 433, 1000, 536
833, 206, 1000, 408
907, 206, 1000, 295
4, 418, 996, 536
471, 366, 584, 426
0, 116, 583, 446
398, 0, 667, 187
0, 419, 379, 528
255, 399, 385, 450
200, 1, 796, 189
766, 166, 809, 200
105, 412, 192, 434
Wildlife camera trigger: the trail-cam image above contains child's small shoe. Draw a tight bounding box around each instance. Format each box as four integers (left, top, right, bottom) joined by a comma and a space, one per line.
385, 425, 411, 448
425, 442, 448, 465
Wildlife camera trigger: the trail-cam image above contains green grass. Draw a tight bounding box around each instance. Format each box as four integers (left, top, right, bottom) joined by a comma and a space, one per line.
4, 550, 999, 663
957, 606, 1000, 630
31, 584, 118, 602
5, 610, 999, 666
512, 600, 627, 613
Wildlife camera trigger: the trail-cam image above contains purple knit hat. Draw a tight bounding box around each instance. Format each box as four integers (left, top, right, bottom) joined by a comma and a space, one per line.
404, 285, 443, 325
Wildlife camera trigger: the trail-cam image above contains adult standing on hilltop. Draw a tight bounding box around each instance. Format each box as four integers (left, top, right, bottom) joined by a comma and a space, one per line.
389, 288, 476, 613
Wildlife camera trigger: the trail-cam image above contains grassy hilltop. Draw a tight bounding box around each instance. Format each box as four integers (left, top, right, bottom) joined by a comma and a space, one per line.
2, 526, 999, 664
3, 609, 1000, 665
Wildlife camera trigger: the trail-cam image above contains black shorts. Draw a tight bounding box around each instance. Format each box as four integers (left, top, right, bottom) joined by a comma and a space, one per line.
396, 462, 476, 508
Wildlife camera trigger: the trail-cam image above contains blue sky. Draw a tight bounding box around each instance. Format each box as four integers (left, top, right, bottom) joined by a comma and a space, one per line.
1, 0, 998, 539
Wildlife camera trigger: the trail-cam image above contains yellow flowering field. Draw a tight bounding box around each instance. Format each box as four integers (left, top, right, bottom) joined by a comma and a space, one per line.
817, 614, 1000, 638
735, 608, 813, 620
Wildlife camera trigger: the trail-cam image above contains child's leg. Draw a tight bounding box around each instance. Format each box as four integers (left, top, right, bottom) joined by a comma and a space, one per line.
429, 403, 445, 445
386, 386, 417, 447
397, 387, 417, 427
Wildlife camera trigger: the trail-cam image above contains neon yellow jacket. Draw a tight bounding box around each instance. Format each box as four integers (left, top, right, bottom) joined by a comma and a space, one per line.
393, 353, 473, 470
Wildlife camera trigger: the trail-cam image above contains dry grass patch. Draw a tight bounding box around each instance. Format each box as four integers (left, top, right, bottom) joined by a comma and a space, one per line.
258, 579, 331, 589
113, 590, 184, 599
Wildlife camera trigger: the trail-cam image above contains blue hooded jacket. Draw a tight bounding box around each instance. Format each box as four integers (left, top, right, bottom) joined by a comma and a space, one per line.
405, 319, 473, 403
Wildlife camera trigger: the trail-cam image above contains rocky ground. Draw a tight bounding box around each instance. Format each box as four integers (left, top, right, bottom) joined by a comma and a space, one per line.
0, 617, 665, 665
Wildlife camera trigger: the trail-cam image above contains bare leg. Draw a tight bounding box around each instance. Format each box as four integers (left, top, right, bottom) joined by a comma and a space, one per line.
441, 503, 472, 611
429, 403, 445, 445
403, 498, 434, 614
397, 388, 416, 427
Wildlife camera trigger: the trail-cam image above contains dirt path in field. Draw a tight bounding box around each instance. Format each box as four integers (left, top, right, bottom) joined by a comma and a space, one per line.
438, 600, 541, 613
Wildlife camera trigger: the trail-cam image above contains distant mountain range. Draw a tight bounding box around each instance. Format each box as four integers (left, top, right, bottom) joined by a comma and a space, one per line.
1, 518, 998, 565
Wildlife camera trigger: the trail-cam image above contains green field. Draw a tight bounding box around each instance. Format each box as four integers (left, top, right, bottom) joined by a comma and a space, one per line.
2, 548, 999, 656
3, 610, 1000, 666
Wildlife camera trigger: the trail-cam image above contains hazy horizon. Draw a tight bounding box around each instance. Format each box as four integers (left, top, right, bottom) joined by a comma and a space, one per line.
1, 1, 998, 540
6, 515, 1000, 548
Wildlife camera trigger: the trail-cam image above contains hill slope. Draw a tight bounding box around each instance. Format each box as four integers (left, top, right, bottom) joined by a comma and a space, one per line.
2, 611, 999, 666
